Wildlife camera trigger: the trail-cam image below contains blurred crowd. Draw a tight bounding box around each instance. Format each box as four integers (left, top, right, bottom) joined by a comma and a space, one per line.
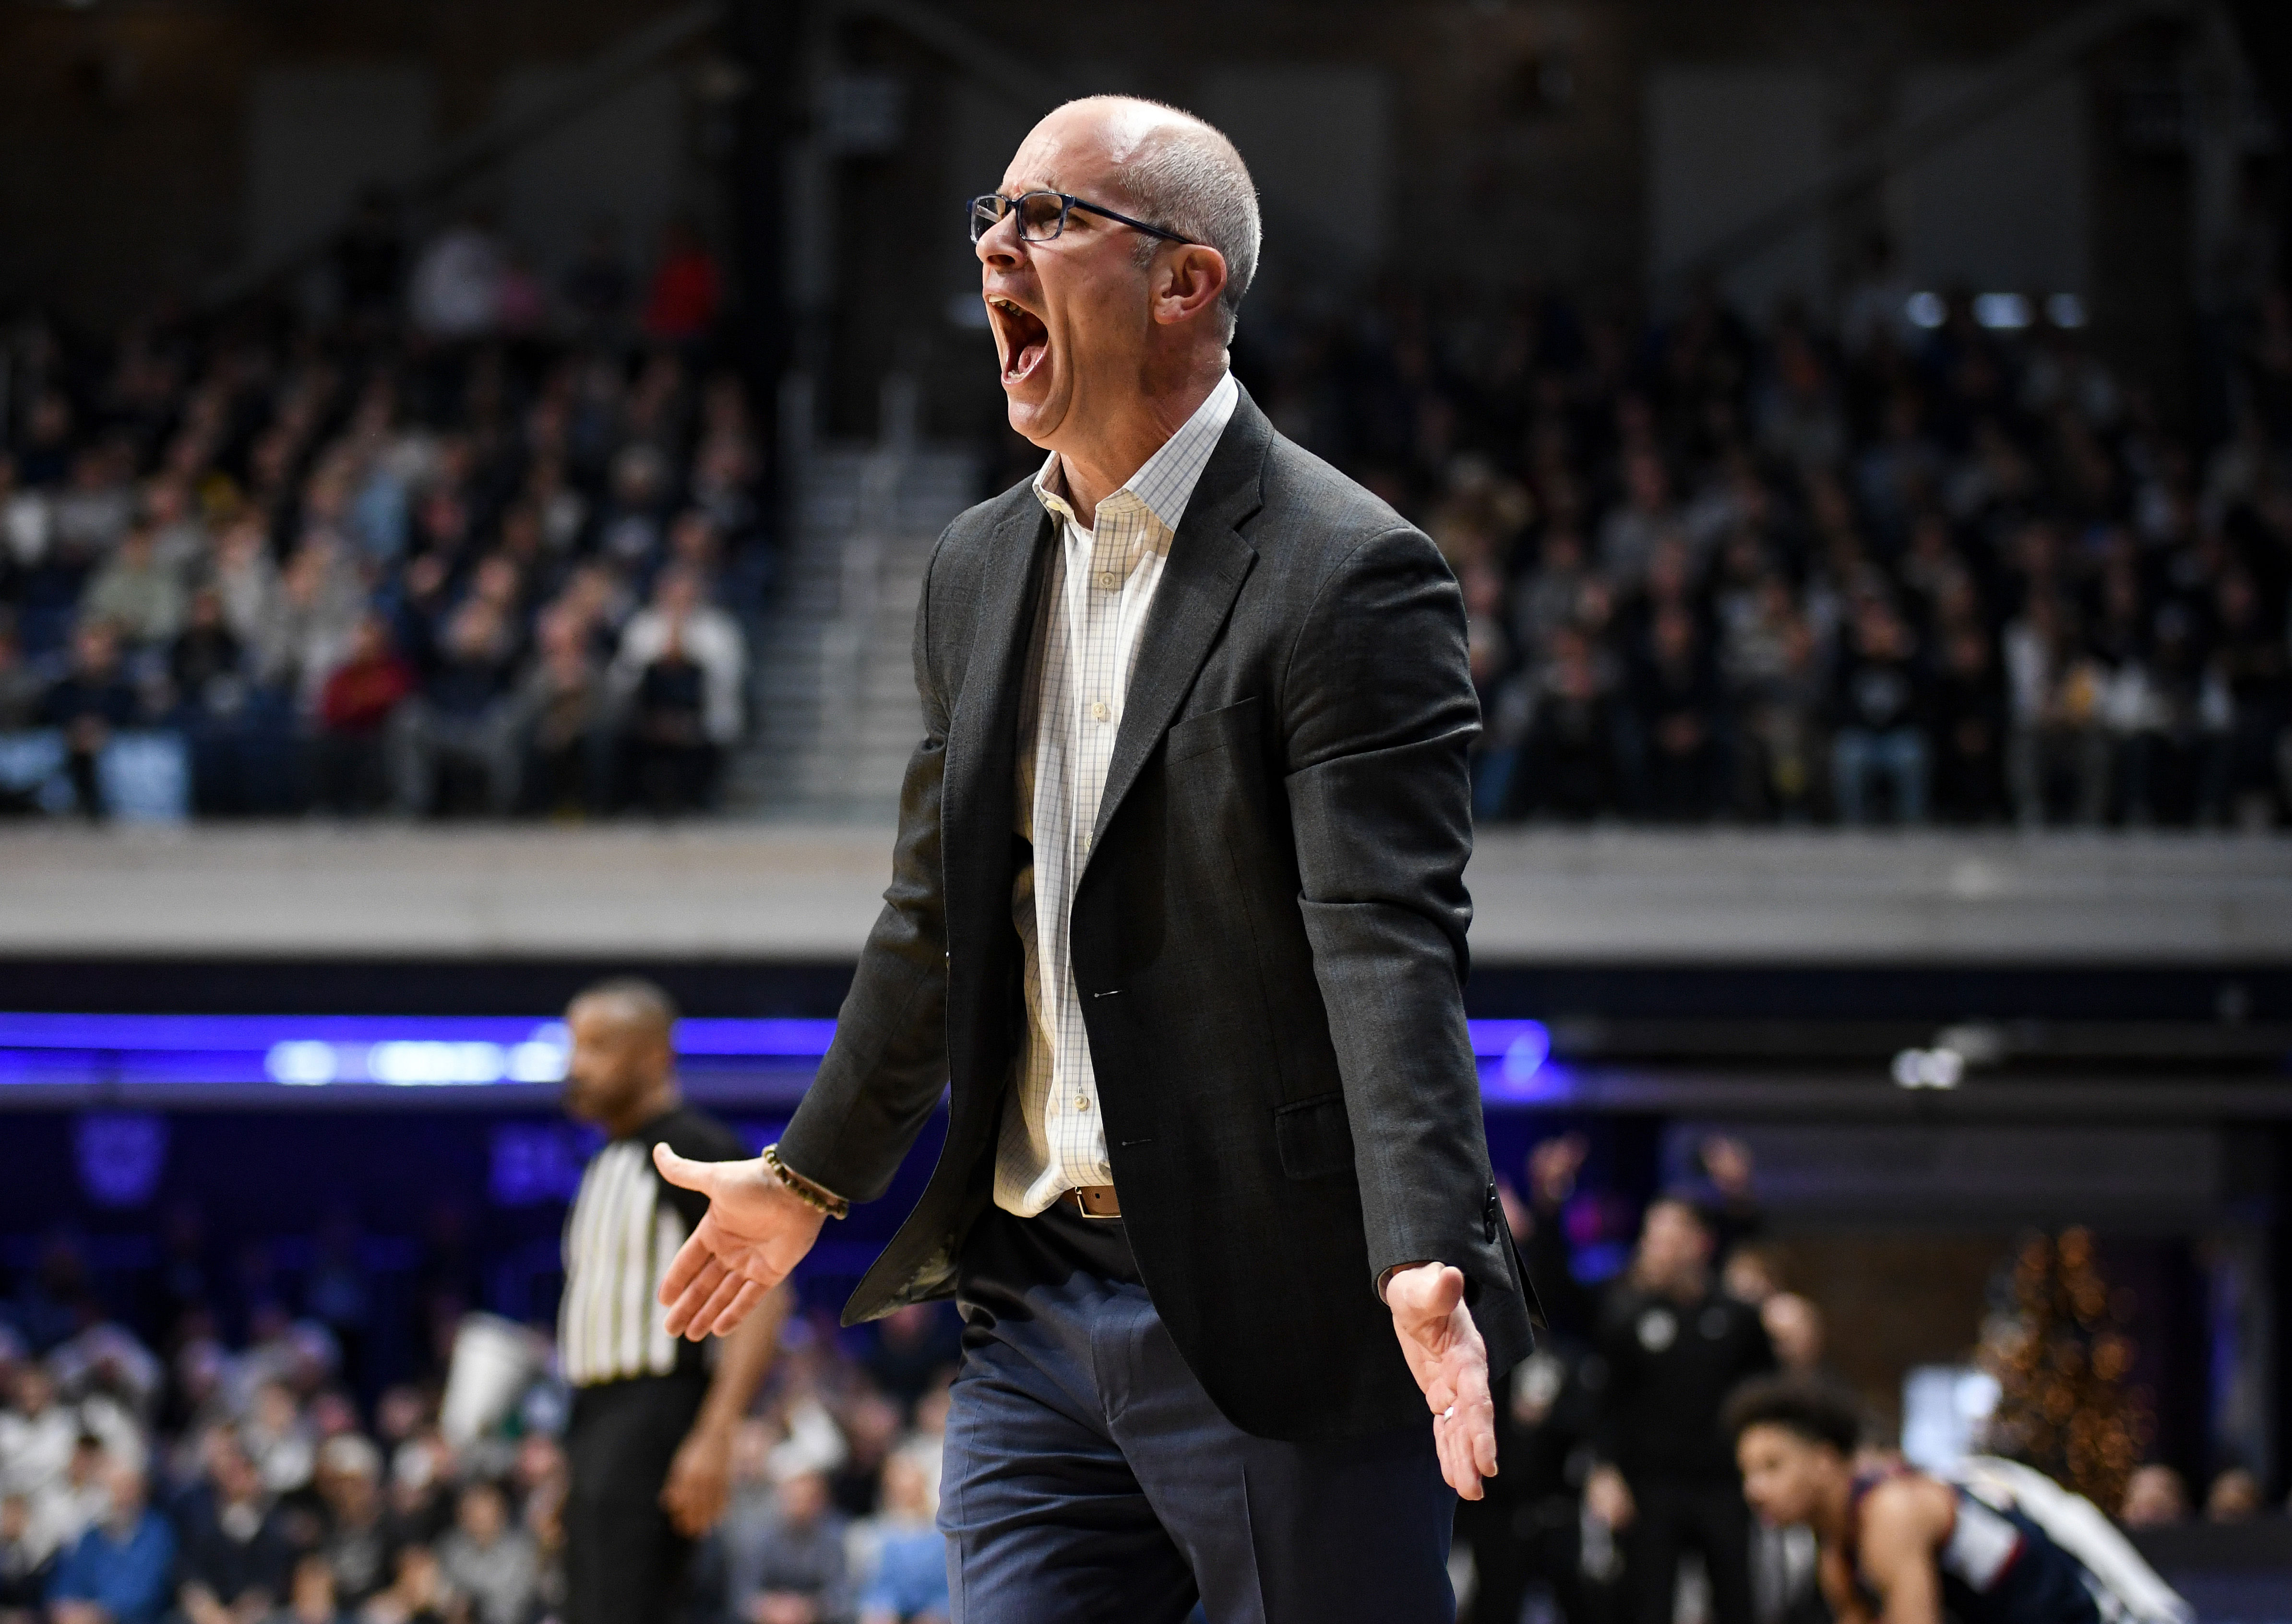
0, 203, 763, 821
1233, 250, 2292, 828
0, 1269, 966, 1624
11, 203, 2292, 830
7, 1137, 2282, 1624
1454, 1132, 2288, 1624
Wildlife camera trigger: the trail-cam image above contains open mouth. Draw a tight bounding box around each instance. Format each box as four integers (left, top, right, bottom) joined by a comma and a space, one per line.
987, 295, 1050, 384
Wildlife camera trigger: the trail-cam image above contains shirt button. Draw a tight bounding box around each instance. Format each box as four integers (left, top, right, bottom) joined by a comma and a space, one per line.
1089, 700, 1109, 722
1076, 1097, 1090, 1112
1098, 571, 1118, 589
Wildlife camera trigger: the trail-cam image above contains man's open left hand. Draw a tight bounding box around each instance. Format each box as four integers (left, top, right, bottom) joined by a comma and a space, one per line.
1385, 1261, 1498, 1499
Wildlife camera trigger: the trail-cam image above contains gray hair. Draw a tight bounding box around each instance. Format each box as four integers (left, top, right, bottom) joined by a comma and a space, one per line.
1075, 97, 1260, 343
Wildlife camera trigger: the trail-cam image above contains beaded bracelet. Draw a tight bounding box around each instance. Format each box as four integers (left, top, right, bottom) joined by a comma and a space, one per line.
762, 1143, 849, 1221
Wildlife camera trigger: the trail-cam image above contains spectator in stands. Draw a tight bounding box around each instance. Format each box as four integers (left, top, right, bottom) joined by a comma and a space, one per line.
312, 1435, 396, 1609
81, 521, 184, 651
610, 564, 743, 815
396, 598, 521, 816
725, 1469, 851, 1624
1929, 617, 2009, 822
360, 1541, 453, 1624
1726, 578, 1826, 820
271, 1550, 348, 1624
2203, 1466, 2263, 1523
2006, 593, 2114, 826
175, 1431, 292, 1622
0, 1491, 52, 1624
38, 1433, 111, 1560
0, 618, 41, 735
1520, 624, 1622, 820
38, 620, 143, 819
211, 516, 284, 661
0, 1362, 77, 1516
408, 213, 505, 341
1829, 596, 1929, 824
1599, 450, 1678, 592
242, 1378, 315, 1498
512, 605, 610, 816
46, 1458, 173, 1624
171, 587, 246, 717
854, 1453, 946, 1624
1625, 603, 1726, 821
314, 614, 415, 815
2119, 1463, 2190, 1528
642, 217, 722, 346
434, 1479, 538, 1624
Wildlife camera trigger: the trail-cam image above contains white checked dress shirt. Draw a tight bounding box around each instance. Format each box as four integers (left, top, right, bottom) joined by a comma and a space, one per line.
993, 370, 1241, 1216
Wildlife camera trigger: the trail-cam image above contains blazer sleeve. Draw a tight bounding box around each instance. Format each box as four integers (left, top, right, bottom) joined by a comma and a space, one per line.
775, 544, 953, 1202
1280, 523, 1514, 1307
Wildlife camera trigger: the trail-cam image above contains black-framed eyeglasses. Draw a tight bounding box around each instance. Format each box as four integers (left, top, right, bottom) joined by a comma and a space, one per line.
968, 190, 1198, 247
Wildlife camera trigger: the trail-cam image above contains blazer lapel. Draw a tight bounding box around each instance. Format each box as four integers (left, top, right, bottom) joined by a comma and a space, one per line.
1087, 394, 1272, 857
941, 498, 1054, 945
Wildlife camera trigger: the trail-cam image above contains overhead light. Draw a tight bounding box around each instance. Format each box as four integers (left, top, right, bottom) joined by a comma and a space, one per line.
1973, 292, 2033, 331
1905, 291, 1946, 330
2045, 292, 2088, 329
1892, 1047, 1965, 1090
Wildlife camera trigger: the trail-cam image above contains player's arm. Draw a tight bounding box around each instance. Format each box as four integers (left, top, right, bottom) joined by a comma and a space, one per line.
1854, 1479, 1953, 1624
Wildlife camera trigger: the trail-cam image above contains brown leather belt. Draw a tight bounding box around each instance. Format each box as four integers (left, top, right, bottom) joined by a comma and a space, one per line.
1058, 1184, 1122, 1220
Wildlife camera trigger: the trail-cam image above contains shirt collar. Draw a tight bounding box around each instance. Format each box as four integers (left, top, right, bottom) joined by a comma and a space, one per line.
1031, 370, 1240, 537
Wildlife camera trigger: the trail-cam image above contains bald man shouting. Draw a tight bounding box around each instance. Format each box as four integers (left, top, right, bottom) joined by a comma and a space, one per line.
654, 96, 1538, 1619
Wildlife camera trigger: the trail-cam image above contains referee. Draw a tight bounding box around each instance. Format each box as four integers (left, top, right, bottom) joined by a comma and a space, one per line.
557, 978, 785, 1624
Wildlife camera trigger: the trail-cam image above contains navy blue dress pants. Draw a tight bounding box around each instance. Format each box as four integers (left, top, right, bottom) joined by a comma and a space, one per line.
937, 1202, 1457, 1623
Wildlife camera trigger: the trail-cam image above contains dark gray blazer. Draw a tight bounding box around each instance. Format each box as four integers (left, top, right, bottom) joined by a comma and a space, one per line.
779, 386, 1537, 1443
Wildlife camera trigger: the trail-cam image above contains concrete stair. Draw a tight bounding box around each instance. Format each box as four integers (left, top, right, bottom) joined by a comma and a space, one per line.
724, 441, 983, 819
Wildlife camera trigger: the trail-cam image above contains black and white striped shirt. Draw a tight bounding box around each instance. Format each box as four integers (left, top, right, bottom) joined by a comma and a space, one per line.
558, 1106, 747, 1387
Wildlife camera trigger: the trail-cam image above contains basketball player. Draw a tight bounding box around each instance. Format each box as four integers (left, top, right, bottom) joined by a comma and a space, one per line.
1727, 1378, 2187, 1624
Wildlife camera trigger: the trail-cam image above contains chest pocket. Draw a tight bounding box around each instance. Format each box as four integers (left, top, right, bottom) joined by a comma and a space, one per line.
1165, 695, 1262, 764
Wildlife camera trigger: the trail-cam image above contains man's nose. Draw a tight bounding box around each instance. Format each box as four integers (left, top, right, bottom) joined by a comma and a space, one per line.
975, 210, 1024, 268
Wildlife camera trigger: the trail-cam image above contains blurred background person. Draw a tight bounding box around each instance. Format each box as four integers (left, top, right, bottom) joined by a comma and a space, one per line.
554, 979, 785, 1624
46, 1457, 173, 1624
1586, 1195, 1776, 1624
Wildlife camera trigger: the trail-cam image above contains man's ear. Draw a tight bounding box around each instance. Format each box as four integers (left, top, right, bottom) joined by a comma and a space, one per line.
1152, 244, 1229, 328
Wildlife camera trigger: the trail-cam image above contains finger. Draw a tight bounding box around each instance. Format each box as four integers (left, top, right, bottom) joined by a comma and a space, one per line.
678, 1262, 736, 1340
658, 1226, 717, 1307
1471, 1409, 1499, 1480
1440, 1414, 1481, 1499
686, 1267, 749, 1341
1457, 1356, 1499, 1479
652, 1141, 721, 1194
664, 1254, 726, 1335
662, 1255, 728, 1338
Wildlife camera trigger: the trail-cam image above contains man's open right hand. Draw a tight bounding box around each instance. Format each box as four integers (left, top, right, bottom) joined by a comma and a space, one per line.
654, 1146, 826, 1340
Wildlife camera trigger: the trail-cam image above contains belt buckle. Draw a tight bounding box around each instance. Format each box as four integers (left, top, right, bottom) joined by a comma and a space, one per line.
1067, 1185, 1122, 1221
